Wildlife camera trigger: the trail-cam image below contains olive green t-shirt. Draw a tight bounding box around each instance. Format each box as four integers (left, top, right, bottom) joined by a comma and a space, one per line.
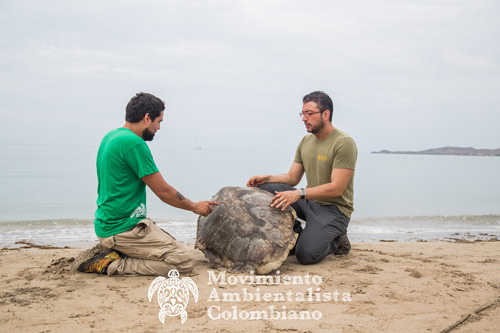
94, 128, 159, 238
294, 128, 357, 218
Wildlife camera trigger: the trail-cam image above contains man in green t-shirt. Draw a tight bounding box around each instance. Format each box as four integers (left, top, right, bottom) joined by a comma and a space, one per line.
78, 92, 218, 276
247, 91, 357, 265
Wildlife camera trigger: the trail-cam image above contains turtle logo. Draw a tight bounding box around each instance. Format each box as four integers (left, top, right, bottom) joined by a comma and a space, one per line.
148, 269, 199, 324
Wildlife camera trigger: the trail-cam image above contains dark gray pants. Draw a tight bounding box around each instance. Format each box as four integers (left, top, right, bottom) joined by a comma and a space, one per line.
259, 183, 350, 265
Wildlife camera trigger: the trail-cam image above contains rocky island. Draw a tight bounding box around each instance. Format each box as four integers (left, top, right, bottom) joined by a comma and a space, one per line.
372, 146, 500, 156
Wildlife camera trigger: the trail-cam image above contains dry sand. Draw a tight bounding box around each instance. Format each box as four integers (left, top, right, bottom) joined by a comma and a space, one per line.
1, 241, 499, 332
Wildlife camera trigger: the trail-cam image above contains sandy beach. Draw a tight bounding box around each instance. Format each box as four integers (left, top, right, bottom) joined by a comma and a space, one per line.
1, 241, 499, 333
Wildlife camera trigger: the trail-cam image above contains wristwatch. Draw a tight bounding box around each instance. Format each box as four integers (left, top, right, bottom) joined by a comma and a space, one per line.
299, 188, 306, 199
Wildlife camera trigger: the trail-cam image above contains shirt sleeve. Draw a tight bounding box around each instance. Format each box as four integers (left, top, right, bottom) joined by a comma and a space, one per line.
332, 138, 357, 170
294, 137, 305, 164
124, 142, 159, 178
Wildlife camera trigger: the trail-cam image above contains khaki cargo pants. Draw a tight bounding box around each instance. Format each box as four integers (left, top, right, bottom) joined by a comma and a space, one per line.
98, 218, 194, 276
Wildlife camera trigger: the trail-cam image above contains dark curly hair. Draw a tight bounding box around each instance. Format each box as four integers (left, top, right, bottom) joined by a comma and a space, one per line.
303, 91, 333, 122
125, 92, 165, 123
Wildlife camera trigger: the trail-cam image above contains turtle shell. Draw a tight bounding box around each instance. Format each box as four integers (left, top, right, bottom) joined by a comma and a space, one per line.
158, 278, 189, 317
195, 186, 296, 274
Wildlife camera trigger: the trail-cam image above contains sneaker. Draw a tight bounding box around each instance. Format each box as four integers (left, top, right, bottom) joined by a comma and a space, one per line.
332, 234, 351, 255
77, 250, 121, 274
73, 244, 108, 270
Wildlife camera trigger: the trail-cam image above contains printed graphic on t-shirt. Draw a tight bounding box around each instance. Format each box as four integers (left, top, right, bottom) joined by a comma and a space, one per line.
130, 203, 147, 219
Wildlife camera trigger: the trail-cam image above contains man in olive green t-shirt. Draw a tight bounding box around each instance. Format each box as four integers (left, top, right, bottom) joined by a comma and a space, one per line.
78, 92, 218, 276
247, 91, 357, 265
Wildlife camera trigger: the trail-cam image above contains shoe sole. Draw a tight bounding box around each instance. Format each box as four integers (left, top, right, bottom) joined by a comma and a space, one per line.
333, 234, 351, 255
77, 249, 115, 272
73, 244, 110, 272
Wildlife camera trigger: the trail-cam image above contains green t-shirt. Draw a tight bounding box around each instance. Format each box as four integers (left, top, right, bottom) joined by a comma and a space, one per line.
294, 128, 357, 218
94, 128, 159, 238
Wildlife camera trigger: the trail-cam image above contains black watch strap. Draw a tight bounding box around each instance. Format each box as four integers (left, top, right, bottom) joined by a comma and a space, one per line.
299, 188, 306, 199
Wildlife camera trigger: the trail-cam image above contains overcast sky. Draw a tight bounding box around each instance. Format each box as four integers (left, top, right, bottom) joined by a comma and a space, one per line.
1, 0, 499, 153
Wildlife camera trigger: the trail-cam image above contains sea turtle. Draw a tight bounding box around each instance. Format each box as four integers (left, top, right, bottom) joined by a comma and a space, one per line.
148, 269, 199, 324
196, 186, 297, 274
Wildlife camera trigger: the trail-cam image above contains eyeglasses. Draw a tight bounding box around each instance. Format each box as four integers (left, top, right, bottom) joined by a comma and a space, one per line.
299, 111, 322, 119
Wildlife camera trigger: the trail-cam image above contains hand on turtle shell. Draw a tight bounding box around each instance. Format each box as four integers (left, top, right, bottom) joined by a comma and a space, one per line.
246, 175, 269, 187
194, 201, 219, 216
271, 190, 300, 211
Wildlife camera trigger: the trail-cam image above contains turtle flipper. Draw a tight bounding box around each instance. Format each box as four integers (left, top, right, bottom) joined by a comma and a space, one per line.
182, 277, 199, 303
181, 310, 187, 324
159, 309, 166, 324
148, 276, 166, 302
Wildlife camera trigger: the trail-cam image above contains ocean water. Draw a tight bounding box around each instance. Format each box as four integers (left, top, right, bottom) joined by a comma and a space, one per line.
1, 143, 499, 247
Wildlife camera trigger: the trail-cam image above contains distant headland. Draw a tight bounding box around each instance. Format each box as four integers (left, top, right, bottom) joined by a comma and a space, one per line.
372, 146, 500, 156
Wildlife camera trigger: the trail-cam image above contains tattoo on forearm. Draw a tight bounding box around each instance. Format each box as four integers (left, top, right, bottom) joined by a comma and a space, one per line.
176, 192, 186, 201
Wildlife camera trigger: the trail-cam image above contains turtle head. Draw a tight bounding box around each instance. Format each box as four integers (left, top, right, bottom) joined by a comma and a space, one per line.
168, 269, 180, 278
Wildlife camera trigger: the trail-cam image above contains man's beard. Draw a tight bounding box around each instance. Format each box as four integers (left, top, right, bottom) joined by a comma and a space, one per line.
142, 128, 155, 141
307, 118, 324, 135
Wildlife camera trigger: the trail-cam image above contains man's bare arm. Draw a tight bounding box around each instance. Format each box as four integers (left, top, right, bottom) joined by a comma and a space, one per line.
247, 162, 304, 187
142, 172, 218, 216
303, 168, 353, 200
271, 168, 353, 211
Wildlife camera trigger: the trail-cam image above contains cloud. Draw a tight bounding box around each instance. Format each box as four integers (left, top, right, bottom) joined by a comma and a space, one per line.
0, 0, 499, 150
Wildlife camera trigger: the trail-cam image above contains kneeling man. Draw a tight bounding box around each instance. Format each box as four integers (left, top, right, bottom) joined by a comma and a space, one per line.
247, 91, 357, 265
79, 92, 218, 276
